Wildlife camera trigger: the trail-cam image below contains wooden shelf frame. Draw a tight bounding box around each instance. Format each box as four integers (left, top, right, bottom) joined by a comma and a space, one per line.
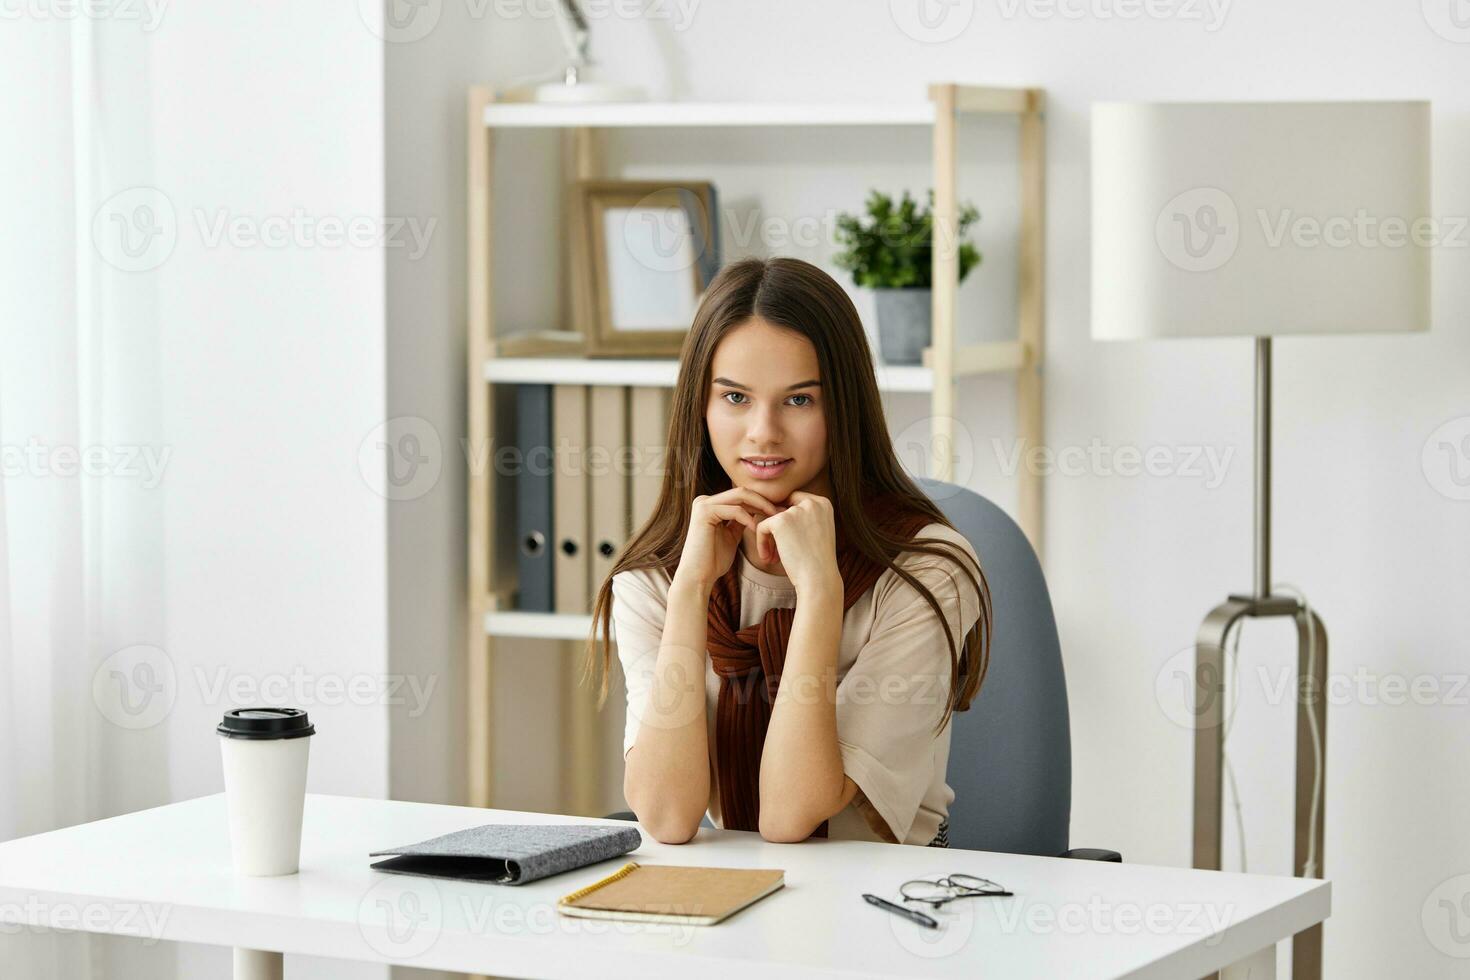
465, 83, 1047, 814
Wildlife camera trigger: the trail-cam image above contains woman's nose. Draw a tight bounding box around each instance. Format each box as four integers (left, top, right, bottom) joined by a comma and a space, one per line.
746, 403, 782, 442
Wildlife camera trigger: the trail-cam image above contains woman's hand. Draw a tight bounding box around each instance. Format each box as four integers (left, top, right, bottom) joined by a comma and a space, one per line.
754, 491, 840, 597
675, 487, 784, 592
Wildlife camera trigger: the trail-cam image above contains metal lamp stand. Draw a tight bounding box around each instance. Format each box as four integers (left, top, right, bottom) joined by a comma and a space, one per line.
1193, 337, 1328, 980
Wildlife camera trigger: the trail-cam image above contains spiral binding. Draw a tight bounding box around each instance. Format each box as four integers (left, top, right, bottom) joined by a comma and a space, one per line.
558, 860, 641, 906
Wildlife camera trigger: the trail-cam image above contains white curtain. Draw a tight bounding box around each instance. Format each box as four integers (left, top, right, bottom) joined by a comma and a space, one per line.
0, 13, 99, 976
1, 14, 171, 978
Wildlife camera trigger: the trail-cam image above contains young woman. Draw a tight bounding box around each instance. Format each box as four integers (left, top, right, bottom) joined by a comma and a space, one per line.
584, 256, 992, 847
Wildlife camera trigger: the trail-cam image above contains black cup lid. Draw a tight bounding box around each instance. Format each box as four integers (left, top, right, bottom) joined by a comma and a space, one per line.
217, 707, 316, 740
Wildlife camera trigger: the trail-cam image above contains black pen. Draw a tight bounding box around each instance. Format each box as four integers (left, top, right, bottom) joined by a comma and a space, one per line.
863, 893, 938, 929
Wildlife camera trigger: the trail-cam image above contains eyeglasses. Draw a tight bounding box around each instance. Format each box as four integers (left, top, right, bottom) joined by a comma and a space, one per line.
899, 872, 1013, 909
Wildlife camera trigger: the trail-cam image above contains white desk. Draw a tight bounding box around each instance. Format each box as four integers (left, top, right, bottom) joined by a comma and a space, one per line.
0, 793, 1327, 979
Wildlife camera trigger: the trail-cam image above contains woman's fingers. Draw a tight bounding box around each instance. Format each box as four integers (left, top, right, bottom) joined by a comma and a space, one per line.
708, 503, 759, 532
694, 496, 755, 528
710, 485, 784, 516
755, 517, 781, 564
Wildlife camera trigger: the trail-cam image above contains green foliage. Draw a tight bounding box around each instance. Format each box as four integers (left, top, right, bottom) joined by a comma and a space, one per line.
833, 189, 981, 289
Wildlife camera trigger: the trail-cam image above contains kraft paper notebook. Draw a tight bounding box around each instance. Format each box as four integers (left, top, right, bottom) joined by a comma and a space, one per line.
557, 861, 786, 926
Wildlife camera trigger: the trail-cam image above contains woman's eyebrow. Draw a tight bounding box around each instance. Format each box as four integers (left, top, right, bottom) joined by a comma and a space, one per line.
712, 377, 821, 391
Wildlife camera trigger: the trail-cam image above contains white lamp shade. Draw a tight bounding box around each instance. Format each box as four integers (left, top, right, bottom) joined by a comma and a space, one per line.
1091, 101, 1431, 339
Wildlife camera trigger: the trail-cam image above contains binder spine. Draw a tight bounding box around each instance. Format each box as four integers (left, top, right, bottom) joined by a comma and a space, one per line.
515, 384, 554, 612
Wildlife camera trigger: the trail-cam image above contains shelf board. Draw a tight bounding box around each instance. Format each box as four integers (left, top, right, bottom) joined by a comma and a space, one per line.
484, 610, 601, 642
481, 88, 1040, 129
485, 357, 678, 387
483, 101, 937, 129
483, 356, 935, 393
482, 341, 1029, 392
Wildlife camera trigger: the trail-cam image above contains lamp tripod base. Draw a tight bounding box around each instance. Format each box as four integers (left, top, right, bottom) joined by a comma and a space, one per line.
1192, 594, 1328, 980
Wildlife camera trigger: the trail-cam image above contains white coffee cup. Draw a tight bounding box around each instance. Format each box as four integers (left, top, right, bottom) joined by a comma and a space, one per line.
217, 707, 315, 876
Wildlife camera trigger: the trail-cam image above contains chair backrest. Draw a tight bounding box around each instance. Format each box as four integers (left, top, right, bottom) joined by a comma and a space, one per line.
917, 478, 1071, 856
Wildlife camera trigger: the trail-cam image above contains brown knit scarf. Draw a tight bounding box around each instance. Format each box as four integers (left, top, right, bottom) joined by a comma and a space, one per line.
705, 492, 933, 839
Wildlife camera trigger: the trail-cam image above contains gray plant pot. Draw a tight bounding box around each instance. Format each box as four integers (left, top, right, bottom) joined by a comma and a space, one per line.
873, 288, 932, 366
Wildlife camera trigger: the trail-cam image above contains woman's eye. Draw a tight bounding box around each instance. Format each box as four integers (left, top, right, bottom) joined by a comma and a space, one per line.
719, 391, 814, 407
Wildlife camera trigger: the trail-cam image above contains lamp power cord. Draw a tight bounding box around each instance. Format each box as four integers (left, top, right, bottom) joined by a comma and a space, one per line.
1215, 582, 1323, 881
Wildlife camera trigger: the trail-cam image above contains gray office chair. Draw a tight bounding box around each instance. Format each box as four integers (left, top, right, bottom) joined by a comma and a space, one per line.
915, 478, 1115, 860
608, 479, 1119, 861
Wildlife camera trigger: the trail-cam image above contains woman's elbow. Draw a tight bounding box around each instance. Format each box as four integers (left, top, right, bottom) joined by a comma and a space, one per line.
758, 810, 819, 844
641, 810, 702, 844
625, 787, 703, 844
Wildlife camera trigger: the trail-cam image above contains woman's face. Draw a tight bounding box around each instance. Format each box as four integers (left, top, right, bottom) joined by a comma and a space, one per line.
705, 316, 831, 504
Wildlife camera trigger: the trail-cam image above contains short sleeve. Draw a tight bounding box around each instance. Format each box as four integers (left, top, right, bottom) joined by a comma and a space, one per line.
835, 526, 984, 844
610, 569, 669, 760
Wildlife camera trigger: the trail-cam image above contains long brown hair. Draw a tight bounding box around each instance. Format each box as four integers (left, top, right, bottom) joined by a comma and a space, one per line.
582, 256, 992, 736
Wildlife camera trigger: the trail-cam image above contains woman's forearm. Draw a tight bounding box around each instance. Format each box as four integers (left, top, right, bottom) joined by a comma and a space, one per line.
622, 572, 713, 843
757, 580, 846, 841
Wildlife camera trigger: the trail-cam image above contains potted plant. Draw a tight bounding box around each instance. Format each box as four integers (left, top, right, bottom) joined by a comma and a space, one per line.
833, 189, 981, 365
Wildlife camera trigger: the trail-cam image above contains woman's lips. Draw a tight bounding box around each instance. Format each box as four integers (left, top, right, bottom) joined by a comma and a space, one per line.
741, 457, 791, 479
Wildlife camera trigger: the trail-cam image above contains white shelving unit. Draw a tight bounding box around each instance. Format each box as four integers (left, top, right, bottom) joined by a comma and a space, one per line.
465, 84, 1047, 816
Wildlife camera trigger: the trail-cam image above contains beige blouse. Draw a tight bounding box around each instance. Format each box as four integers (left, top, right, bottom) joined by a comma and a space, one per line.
612, 522, 984, 846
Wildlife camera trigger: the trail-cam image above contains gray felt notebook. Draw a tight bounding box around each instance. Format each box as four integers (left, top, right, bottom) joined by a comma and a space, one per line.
368, 823, 644, 886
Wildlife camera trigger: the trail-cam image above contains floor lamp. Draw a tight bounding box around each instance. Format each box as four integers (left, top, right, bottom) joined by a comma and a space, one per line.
1091, 100, 1432, 980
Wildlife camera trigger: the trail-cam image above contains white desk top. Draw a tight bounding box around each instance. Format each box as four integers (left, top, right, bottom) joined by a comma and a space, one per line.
0, 793, 1328, 979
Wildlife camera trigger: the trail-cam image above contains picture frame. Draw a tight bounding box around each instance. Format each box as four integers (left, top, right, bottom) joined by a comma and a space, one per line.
576, 179, 721, 357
